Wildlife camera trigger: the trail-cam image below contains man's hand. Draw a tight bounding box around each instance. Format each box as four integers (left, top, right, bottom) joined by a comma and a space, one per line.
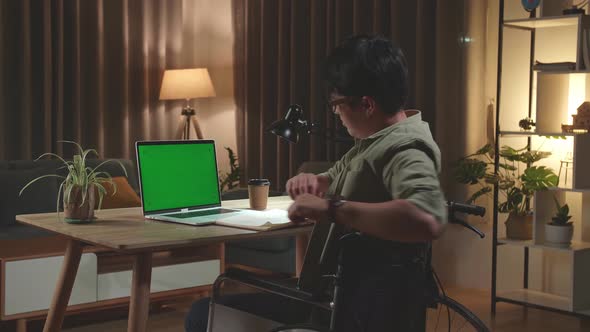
288, 193, 330, 223
286, 173, 329, 199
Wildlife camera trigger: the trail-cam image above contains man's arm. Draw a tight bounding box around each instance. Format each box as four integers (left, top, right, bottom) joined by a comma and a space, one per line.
288, 195, 442, 242
288, 148, 446, 243
332, 199, 443, 242
286, 174, 330, 198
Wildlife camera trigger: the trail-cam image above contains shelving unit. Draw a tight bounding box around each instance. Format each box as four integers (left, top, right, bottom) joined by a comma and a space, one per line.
492, 0, 590, 319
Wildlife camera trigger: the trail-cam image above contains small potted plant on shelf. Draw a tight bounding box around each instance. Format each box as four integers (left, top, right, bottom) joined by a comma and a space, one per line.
19, 141, 127, 223
455, 143, 559, 240
545, 196, 573, 245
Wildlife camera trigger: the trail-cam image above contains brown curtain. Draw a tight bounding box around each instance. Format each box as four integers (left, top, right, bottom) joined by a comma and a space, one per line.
232, 0, 437, 191
0, 0, 201, 160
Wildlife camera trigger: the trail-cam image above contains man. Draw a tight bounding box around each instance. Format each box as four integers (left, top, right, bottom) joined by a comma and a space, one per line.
284, 34, 446, 331
185, 34, 446, 332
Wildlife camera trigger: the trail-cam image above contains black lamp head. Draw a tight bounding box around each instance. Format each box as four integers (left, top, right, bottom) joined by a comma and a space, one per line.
267, 104, 312, 143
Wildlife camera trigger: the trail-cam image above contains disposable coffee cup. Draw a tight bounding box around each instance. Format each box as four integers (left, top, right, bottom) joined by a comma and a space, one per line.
248, 179, 270, 210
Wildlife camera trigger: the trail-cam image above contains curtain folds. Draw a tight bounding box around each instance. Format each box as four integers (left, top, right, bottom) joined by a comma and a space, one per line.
0, 0, 195, 160
232, 0, 438, 191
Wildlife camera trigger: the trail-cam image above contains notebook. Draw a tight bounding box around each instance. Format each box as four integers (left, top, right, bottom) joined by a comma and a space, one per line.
215, 209, 297, 231
135, 140, 247, 226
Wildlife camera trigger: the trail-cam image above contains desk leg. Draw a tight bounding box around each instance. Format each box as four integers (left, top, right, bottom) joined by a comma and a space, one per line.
128, 252, 152, 332
295, 233, 310, 277
42, 239, 83, 332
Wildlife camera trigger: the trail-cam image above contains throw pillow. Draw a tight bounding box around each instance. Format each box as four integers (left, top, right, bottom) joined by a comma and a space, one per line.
96, 177, 142, 209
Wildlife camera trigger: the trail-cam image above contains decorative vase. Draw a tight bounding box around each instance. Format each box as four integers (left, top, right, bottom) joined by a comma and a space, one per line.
545, 223, 573, 245
63, 184, 96, 223
505, 212, 533, 240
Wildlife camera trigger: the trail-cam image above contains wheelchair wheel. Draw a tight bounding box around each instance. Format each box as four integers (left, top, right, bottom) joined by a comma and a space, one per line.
269, 324, 325, 332
428, 295, 490, 332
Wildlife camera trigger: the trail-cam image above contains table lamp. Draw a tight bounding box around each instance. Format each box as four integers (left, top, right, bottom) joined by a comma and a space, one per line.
159, 68, 216, 139
267, 104, 352, 143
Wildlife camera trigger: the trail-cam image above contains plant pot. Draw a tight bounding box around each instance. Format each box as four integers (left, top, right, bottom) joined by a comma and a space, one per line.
545, 223, 573, 245
63, 185, 96, 223
505, 212, 533, 240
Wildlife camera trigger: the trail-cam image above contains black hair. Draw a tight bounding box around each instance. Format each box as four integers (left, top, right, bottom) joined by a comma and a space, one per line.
324, 34, 409, 114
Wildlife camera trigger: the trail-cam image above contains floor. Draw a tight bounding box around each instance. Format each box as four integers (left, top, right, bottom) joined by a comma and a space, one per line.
3, 288, 589, 331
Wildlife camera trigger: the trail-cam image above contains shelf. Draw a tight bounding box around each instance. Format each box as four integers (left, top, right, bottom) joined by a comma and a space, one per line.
499, 130, 577, 137
498, 238, 590, 252
535, 69, 590, 74
576, 309, 590, 316
549, 187, 590, 193
497, 289, 571, 311
504, 15, 584, 29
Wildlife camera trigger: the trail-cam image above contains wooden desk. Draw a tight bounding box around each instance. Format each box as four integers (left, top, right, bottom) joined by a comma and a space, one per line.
16, 196, 311, 332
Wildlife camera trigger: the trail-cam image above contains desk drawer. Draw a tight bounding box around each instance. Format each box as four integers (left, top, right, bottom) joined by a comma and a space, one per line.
3, 253, 97, 316
97, 259, 220, 300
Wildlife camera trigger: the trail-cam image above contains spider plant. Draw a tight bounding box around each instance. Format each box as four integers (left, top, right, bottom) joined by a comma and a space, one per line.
19, 141, 128, 217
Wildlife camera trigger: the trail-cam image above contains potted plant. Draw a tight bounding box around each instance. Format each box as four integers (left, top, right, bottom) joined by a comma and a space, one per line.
455, 144, 559, 240
545, 197, 573, 245
19, 141, 127, 223
219, 147, 241, 193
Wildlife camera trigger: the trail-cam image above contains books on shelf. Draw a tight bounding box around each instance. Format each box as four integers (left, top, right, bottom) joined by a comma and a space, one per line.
215, 209, 302, 231
532, 60, 576, 71
532, 28, 590, 71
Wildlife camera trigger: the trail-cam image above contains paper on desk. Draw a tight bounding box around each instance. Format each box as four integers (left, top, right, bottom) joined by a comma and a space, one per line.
217, 209, 290, 227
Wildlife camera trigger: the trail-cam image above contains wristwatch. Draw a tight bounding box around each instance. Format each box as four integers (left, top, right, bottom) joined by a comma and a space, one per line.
328, 195, 346, 223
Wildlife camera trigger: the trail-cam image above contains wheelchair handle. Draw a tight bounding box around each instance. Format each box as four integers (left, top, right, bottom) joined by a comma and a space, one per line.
446, 201, 486, 239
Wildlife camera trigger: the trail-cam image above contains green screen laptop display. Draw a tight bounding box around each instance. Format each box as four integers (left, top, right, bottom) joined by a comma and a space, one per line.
137, 141, 221, 214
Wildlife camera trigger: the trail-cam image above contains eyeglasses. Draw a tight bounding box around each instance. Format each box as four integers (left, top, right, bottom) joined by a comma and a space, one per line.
327, 96, 357, 114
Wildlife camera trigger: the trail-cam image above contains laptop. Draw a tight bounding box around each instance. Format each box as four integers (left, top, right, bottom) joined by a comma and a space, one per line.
135, 140, 245, 226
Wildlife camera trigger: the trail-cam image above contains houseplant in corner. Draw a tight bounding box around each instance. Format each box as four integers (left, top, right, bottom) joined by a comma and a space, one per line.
218, 147, 241, 193
545, 196, 573, 245
19, 141, 127, 223
455, 143, 559, 240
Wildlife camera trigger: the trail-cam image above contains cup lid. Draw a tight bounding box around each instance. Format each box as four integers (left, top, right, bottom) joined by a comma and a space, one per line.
248, 178, 270, 186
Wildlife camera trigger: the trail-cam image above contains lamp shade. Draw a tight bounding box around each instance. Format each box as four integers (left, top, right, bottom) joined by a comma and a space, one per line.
159, 68, 216, 100
267, 104, 309, 143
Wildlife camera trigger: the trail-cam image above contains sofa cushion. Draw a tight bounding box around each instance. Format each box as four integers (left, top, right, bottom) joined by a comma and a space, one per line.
0, 166, 59, 227
76, 159, 139, 192
97, 176, 142, 209
229, 236, 295, 253
0, 224, 52, 239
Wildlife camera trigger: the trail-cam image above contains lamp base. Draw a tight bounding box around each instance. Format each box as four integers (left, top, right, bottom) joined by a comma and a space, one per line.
176, 106, 204, 140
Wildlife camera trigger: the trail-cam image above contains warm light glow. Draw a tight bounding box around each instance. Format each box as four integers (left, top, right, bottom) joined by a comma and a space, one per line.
567, 74, 586, 122
159, 68, 216, 100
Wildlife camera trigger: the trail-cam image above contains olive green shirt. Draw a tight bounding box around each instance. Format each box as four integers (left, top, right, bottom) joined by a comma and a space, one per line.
320, 110, 447, 224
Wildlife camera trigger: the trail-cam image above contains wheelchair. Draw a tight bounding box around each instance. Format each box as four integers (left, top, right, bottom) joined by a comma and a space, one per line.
206, 201, 490, 332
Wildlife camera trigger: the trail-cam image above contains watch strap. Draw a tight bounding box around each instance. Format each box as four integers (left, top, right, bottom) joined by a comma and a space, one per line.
328, 195, 345, 222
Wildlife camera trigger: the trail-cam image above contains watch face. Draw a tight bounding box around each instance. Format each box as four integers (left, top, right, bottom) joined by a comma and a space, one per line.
521, 0, 541, 12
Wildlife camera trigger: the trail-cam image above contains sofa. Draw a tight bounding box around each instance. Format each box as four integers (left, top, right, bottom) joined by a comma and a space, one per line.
0, 158, 144, 330
223, 161, 335, 275
0, 158, 139, 240
223, 189, 295, 274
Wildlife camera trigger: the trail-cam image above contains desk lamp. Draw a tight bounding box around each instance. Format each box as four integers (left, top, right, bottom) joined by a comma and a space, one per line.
267, 104, 352, 143
159, 68, 216, 139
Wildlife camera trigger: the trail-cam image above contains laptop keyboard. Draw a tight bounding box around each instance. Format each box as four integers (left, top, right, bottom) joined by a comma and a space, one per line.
167, 208, 236, 219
